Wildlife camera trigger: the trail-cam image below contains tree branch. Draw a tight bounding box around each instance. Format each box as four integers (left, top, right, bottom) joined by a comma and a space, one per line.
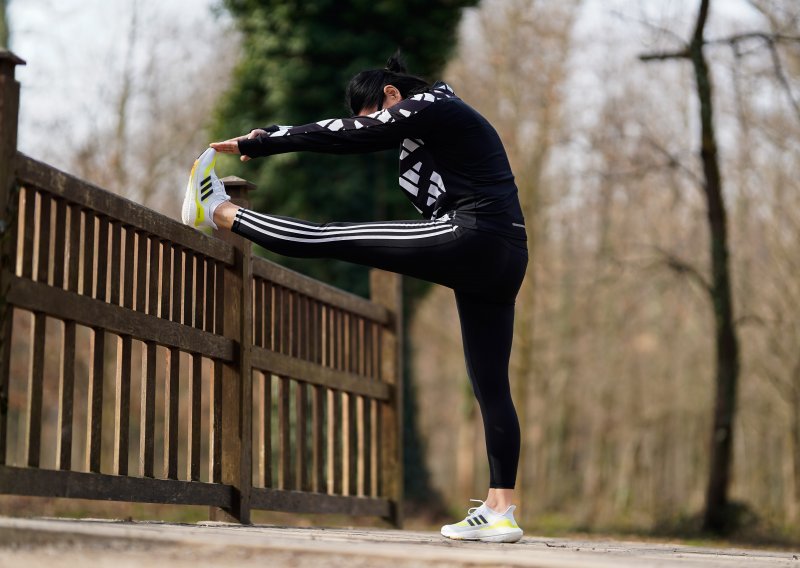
639, 49, 690, 61
649, 244, 713, 297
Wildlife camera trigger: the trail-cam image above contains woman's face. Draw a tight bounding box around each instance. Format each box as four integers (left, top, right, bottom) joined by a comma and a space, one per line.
357, 84, 402, 116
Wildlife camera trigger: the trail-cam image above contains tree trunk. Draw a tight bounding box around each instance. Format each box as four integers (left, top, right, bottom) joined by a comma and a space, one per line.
688, 0, 742, 534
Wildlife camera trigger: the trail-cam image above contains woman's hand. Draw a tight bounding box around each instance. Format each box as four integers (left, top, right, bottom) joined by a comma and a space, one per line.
210, 129, 267, 162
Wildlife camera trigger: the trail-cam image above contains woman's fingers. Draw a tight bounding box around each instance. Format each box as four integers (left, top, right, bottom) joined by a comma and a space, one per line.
240, 155, 251, 162
209, 139, 241, 154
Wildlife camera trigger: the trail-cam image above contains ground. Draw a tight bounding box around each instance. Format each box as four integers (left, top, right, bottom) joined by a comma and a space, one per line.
0, 517, 797, 567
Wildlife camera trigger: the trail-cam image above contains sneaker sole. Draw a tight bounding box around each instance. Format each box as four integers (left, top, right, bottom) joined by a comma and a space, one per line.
441, 528, 523, 544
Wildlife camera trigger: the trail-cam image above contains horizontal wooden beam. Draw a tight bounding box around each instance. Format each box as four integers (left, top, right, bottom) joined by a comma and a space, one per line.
252, 347, 390, 400
252, 257, 390, 325
0, 466, 233, 508
250, 487, 390, 517
15, 153, 235, 266
8, 276, 234, 361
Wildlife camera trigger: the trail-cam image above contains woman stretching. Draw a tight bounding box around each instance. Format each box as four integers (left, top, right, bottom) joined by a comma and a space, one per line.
183, 54, 528, 543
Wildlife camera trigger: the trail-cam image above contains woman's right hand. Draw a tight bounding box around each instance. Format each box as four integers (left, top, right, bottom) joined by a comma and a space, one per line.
210, 129, 267, 162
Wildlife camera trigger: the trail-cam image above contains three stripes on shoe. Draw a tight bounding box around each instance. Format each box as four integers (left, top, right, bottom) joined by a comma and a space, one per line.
200, 176, 213, 201
466, 514, 490, 527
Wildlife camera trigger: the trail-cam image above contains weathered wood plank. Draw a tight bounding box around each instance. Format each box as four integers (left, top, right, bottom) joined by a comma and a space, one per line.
66, 204, 81, 293
251, 346, 390, 401
16, 154, 235, 265
88, 328, 104, 473
142, 342, 156, 478
95, 217, 109, 301
212, 359, 222, 484
250, 487, 390, 518
52, 198, 66, 288
109, 220, 121, 304
263, 372, 272, 488
279, 376, 290, 490
123, 227, 135, 310
135, 231, 147, 313
0, 465, 232, 507
117, 334, 132, 476
296, 381, 307, 491
6, 277, 234, 361
83, 211, 96, 298
35, 192, 51, 284
20, 187, 35, 280
27, 311, 46, 468
59, 320, 76, 470
171, 246, 182, 324
190, 354, 202, 482
312, 384, 324, 493
183, 250, 194, 326
252, 257, 389, 325
166, 347, 179, 480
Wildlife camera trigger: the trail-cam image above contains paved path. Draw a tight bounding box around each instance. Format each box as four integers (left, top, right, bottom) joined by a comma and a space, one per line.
0, 517, 797, 567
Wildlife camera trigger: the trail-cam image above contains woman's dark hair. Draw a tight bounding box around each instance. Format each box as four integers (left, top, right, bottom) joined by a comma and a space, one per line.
346, 50, 430, 115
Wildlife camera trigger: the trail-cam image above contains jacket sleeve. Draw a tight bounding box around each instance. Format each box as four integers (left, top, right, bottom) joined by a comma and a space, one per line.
237, 94, 442, 157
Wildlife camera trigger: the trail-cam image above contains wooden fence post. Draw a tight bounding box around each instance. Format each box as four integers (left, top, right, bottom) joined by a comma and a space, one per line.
369, 269, 403, 528
0, 50, 25, 466
210, 176, 254, 523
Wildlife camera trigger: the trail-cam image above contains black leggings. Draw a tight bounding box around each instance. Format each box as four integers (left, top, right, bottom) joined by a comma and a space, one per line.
232, 207, 528, 488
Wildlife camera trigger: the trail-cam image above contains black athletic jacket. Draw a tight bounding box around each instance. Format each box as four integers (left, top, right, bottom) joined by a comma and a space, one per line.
238, 82, 527, 240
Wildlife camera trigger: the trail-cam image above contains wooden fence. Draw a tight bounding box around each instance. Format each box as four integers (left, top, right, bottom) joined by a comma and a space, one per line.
0, 51, 403, 526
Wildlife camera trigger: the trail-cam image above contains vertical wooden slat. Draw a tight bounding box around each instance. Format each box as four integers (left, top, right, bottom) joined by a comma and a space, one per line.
279, 376, 291, 490
88, 328, 104, 473
83, 212, 97, 299
166, 346, 179, 479
204, 256, 215, 333
20, 187, 35, 280
357, 395, 365, 496
171, 246, 183, 323
264, 280, 273, 350
95, 217, 109, 302
147, 239, 159, 317
282, 288, 291, 356
211, 261, 224, 484
27, 312, 46, 468
312, 384, 324, 493
370, 398, 378, 497
160, 241, 171, 320
109, 220, 121, 304
254, 278, 263, 349
123, 227, 135, 309
66, 205, 81, 293
52, 198, 66, 288
296, 381, 307, 491
195, 257, 205, 330
58, 321, 76, 470
35, 193, 51, 284
142, 342, 156, 478
135, 232, 147, 312
117, 334, 132, 476
191, 353, 202, 481
263, 372, 272, 488
326, 388, 335, 494
212, 359, 222, 484
183, 250, 194, 326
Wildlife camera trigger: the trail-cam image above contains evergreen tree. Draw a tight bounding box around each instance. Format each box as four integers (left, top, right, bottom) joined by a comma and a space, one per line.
216, 0, 477, 506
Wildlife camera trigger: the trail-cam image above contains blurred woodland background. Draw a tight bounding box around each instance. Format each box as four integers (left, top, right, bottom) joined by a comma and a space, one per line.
4, 0, 800, 543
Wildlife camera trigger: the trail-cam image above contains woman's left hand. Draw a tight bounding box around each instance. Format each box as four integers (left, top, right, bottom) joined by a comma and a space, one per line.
211, 129, 267, 162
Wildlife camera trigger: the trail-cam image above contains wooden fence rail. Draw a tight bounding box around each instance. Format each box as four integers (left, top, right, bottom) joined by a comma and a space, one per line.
0, 51, 403, 526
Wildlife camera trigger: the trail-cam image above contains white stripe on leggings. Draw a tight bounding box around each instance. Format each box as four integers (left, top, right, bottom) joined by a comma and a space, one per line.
240, 209, 450, 233
240, 210, 452, 239
237, 217, 456, 244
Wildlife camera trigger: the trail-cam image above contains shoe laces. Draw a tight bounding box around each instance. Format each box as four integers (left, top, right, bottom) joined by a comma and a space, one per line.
466, 498, 485, 517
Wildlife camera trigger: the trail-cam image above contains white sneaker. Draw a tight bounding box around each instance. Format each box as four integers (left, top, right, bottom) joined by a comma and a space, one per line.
440, 499, 523, 543
182, 148, 230, 230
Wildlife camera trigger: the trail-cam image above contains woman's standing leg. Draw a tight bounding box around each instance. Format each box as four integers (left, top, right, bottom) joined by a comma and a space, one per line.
454, 291, 520, 510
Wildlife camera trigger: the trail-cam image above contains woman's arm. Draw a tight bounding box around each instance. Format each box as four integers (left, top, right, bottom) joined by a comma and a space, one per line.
212, 93, 444, 159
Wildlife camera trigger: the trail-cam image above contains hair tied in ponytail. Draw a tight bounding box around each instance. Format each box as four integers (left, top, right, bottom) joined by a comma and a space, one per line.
385, 49, 408, 74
